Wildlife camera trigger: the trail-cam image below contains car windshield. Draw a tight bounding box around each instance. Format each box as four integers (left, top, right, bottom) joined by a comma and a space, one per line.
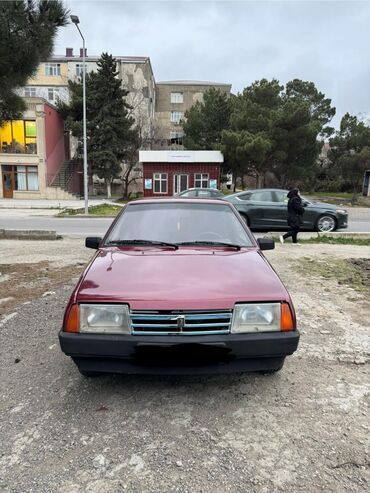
105, 202, 253, 247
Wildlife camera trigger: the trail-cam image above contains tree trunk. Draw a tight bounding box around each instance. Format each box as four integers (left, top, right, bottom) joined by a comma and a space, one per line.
106, 180, 111, 199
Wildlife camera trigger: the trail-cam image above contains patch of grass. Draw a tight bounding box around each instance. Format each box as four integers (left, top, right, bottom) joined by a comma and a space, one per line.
301, 235, 370, 246
57, 203, 123, 217
303, 192, 370, 208
296, 257, 370, 294
272, 235, 370, 246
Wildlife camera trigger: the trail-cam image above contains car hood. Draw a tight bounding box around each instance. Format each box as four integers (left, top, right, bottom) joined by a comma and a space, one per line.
76, 248, 290, 311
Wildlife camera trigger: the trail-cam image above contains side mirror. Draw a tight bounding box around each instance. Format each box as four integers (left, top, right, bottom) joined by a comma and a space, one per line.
302, 200, 310, 207
257, 238, 275, 251
85, 237, 102, 249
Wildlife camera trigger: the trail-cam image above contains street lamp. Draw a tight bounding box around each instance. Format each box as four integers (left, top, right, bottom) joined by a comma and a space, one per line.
70, 14, 88, 215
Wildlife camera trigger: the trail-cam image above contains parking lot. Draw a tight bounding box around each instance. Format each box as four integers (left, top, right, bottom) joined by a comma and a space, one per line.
0, 238, 369, 492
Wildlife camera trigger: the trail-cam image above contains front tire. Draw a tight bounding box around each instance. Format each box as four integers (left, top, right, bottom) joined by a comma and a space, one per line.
316, 215, 336, 232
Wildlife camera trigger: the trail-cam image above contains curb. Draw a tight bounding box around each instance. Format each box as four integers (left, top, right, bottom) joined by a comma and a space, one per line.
0, 229, 61, 240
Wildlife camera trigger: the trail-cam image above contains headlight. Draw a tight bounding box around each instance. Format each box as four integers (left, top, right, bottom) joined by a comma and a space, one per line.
80, 304, 131, 334
336, 209, 347, 215
231, 303, 281, 333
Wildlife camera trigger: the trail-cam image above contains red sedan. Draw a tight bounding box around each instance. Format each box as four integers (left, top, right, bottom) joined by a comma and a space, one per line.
59, 199, 299, 376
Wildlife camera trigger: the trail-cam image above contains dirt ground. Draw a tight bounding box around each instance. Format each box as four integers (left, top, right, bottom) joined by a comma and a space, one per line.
0, 238, 369, 492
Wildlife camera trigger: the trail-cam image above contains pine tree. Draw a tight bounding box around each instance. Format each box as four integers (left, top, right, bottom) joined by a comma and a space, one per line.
0, 0, 69, 123
58, 53, 136, 198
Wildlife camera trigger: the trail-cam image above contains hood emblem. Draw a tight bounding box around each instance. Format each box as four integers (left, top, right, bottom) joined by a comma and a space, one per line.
176, 315, 185, 330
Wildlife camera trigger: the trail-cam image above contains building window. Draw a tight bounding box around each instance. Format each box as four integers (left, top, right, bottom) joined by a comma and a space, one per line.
170, 111, 183, 124
16, 166, 39, 191
171, 92, 183, 103
153, 173, 167, 194
194, 173, 209, 188
45, 63, 61, 76
169, 131, 183, 146
48, 88, 60, 102
24, 87, 36, 97
0, 120, 37, 154
75, 63, 87, 77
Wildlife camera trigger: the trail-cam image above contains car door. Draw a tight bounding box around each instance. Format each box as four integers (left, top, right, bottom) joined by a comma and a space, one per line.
247, 190, 277, 228
271, 190, 290, 229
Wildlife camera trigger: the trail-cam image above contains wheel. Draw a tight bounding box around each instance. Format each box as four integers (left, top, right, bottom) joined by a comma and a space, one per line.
316, 215, 337, 232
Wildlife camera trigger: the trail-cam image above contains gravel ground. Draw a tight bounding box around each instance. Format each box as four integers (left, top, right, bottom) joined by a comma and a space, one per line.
0, 239, 369, 492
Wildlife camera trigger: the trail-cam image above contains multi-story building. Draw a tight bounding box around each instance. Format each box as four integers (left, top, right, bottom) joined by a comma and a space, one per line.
154, 80, 232, 149
17, 48, 156, 139
0, 98, 77, 200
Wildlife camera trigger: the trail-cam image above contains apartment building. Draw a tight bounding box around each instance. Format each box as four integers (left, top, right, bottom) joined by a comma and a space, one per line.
154, 80, 232, 149
0, 98, 77, 200
17, 48, 156, 138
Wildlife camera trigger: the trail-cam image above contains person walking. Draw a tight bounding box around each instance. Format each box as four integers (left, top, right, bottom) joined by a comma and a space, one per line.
279, 188, 305, 245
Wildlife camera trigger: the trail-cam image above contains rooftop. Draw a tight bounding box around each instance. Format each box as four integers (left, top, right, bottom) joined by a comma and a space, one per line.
156, 80, 231, 87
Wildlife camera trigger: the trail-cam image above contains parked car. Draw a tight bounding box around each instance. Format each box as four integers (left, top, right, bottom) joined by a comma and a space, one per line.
224, 189, 348, 232
177, 188, 224, 198
59, 198, 299, 376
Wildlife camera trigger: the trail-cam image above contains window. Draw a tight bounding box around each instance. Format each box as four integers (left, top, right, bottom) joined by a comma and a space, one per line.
24, 87, 36, 97
274, 191, 289, 203
169, 131, 183, 145
45, 63, 61, 76
237, 192, 252, 201
153, 173, 168, 194
251, 190, 273, 202
0, 120, 37, 154
16, 166, 39, 191
48, 88, 60, 102
194, 173, 209, 188
75, 64, 87, 77
171, 92, 183, 103
170, 111, 183, 124
106, 203, 254, 247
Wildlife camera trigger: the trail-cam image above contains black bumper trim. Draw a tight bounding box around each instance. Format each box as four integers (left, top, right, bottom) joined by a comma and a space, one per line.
59, 330, 300, 374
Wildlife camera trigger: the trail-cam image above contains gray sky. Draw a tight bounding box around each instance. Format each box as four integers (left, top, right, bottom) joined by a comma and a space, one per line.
55, 0, 370, 128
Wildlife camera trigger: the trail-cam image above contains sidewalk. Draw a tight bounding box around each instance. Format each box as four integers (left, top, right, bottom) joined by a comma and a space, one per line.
0, 198, 121, 210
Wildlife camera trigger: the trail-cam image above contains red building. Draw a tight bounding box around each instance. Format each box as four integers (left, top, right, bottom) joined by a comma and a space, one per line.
139, 150, 223, 197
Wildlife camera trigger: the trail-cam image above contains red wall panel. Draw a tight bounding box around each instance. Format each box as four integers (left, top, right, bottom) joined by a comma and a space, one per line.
44, 104, 66, 185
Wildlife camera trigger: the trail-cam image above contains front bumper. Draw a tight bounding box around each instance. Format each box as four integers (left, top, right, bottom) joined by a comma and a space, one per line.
59, 330, 300, 375
336, 213, 348, 229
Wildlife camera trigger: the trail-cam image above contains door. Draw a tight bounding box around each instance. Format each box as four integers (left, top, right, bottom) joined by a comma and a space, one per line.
173, 174, 188, 195
2, 168, 14, 198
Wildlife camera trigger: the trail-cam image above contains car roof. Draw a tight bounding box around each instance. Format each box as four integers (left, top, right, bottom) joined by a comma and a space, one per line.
180, 188, 220, 192
129, 197, 228, 205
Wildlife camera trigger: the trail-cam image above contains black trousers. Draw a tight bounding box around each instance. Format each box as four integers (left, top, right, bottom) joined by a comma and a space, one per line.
283, 226, 300, 243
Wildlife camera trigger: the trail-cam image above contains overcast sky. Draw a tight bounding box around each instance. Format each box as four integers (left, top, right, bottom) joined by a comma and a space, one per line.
55, 0, 370, 128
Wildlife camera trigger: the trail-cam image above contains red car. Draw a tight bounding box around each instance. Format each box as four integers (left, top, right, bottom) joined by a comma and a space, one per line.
59, 199, 299, 376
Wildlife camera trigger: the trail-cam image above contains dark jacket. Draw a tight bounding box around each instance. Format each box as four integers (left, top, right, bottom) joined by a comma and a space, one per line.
287, 190, 305, 228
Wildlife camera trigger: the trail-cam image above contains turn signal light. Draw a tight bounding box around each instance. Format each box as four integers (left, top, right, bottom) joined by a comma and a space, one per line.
64, 304, 80, 333
280, 303, 295, 331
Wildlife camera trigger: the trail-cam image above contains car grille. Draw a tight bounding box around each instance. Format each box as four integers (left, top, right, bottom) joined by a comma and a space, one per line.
131, 310, 232, 335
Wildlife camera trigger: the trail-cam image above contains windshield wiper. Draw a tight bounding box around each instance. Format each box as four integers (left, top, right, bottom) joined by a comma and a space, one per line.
177, 241, 241, 251
106, 239, 178, 250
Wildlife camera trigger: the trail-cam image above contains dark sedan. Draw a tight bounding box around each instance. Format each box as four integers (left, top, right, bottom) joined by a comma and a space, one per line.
177, 188, 224, 198
224, 189, 348, 232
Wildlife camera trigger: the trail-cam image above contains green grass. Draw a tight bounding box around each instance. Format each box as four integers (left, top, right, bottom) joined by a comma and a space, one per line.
296, 256, 370, 294
303, 192, 370, 207
57, 203, 123, 217
272, 235, 370, 246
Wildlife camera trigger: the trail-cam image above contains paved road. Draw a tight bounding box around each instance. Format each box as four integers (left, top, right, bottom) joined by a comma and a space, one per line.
0, 215, 369, 235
